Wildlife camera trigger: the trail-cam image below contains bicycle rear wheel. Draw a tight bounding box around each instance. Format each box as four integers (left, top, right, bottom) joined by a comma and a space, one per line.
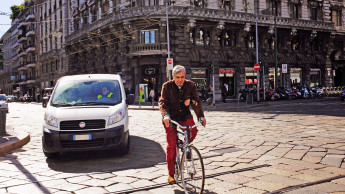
180, 145, 205, 194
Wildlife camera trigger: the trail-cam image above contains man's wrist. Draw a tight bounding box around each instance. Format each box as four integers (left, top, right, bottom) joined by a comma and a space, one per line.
163, 114, 170, 120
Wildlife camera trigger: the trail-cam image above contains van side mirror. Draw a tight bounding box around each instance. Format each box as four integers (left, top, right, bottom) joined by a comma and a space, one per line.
126, 94, 134, 105
42, 96, 50, 108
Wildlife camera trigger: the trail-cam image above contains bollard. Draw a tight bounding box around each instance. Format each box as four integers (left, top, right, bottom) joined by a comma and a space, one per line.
0, 107, 7, 135
246, 92, 253, 104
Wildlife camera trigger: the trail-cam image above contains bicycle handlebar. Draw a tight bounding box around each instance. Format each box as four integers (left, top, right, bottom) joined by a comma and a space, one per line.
170, 119, 203, 130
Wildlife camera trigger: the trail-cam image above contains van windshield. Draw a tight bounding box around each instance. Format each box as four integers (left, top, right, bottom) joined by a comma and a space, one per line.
51, 80, 122, 106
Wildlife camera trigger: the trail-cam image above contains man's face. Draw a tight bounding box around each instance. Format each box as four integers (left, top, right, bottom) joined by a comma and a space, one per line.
102, 87, 109, 96
173, 71, 186, 86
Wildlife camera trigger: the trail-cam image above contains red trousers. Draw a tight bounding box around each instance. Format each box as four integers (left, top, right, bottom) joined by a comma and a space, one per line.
164, 118, 198, 176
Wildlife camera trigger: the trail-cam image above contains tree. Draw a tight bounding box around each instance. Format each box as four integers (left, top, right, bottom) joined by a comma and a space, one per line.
10, 5, 21, 21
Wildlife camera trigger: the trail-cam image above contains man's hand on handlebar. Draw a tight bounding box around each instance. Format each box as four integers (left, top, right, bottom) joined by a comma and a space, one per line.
163, 117, 171, 128
200, 117, 206, 127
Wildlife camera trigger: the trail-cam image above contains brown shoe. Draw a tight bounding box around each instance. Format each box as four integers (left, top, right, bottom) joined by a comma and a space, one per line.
168, 175, 176, 184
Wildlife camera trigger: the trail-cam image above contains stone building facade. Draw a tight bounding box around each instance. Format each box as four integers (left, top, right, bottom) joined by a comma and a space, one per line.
64, 0, 345, 101
36, 0, 69, 98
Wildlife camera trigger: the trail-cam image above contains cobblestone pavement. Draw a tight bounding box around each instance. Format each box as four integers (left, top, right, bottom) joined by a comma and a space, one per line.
0, 99, 345, 193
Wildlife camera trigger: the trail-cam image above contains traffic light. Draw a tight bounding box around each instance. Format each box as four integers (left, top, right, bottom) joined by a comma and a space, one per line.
209, 64, 213, 75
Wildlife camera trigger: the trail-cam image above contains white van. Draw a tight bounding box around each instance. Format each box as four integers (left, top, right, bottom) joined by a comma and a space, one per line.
42, 74, 134, 158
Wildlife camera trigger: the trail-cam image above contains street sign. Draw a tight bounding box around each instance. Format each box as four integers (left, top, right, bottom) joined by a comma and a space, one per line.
254, 63, 260, 71
167, 58, 173, 70
282, 64, 287, 73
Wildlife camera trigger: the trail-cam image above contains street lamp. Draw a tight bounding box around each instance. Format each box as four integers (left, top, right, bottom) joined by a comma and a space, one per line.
254, 0, 259, 102
274, 1, 278, 89
165, 0, 171, 81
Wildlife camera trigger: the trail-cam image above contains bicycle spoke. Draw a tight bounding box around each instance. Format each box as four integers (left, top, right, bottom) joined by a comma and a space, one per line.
180, 146, 205, 194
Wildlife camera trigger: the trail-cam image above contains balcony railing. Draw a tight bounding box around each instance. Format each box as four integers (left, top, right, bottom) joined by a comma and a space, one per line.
66, 6, 335, 43
26, 30, 35, 37
25, 14, 35, 21
18, 36, 28, 43
26, 61, 36, 68
18, 65, 28, 71
26, 46, 36, 53
18, 51, 27, 58
129, 43, 167, 56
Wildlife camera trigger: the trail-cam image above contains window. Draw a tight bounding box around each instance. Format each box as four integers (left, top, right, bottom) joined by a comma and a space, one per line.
55, 37, 58, 50
193, 0, 206, 8
331, 9, 342, 26
289, 0, 301, 19
222, 30, 236, 47
196, 30, 204, 46
243, 0, 255, 13
246, 33, 255, 48
267, 0, 281, 16
223, 0, 234, 11
309, 1, 322, 21
141, 30, 157, 44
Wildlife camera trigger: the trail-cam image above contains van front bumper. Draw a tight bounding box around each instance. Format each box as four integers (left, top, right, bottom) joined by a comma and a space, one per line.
42, 125, 128, 153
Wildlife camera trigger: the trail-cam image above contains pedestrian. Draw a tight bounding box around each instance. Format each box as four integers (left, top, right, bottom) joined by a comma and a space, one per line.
221, 83, 228, 103
149, 89, 155, 107
159, 65, 206, 184
208, 84, 213, 99
36, 92, 40, 103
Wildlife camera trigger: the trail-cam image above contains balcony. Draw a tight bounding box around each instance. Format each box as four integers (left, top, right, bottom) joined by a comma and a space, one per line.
129, 43, 167, 56
18, 51, 27, 58
26, 46, 36, 53
26, 62, 36, 68
26, 77, 36, 84
18, 66, 28, 71
25, 14, 35, 21
18, 36, 28, 43
17, 22, 27, 29
26, 30, 35, 37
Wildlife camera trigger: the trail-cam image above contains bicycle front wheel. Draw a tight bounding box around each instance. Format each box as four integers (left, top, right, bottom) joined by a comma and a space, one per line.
180, 145, 205, 194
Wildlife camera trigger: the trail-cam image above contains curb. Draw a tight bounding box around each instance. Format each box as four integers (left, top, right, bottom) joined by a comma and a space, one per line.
0, 131, 30, 156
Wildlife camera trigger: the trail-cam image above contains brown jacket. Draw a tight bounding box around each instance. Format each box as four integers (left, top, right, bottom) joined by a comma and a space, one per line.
159, 80, 204, 121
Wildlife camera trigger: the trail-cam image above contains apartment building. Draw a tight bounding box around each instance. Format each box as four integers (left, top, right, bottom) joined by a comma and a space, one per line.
0, 1, 39, 99
36, 0, 68, 94
64, 0, 345, 100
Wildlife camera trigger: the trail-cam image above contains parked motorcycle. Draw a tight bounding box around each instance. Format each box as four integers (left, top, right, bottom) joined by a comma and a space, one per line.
341, 88, 345, 101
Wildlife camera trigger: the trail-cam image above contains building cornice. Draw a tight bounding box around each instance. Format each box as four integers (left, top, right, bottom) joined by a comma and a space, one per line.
66, 6, 335, 43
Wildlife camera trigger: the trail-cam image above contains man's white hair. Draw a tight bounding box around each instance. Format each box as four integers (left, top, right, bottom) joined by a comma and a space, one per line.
172, 65, 186, 75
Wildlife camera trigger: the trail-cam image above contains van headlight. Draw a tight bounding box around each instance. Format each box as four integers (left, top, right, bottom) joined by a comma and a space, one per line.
44, 113, 58, 128
108, 109, 124, 126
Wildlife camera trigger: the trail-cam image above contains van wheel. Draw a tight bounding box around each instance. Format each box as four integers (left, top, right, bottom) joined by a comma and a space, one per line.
118, 136, 130, 155
43, 151, 59, 158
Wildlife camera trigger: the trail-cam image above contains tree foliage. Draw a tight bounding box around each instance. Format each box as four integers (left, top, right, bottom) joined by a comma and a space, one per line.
10, 0, 32, 21
10, 5, 21, 21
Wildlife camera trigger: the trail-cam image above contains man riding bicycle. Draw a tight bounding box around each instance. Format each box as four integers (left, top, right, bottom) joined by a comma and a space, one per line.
159, 65, 206, 184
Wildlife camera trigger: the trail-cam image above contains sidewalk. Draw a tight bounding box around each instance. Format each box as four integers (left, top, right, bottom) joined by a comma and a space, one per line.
0, 125, 30, 156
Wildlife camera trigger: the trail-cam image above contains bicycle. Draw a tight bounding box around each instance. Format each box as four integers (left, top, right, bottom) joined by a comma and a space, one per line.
170, 120, 205, 194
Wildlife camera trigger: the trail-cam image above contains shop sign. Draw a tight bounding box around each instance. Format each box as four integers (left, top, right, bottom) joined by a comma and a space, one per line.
282, 64, 287, 73
192, 69, 206, 75
191, 69, 207, 78
141, 65, 159, 77
245, 79, 257, 84
145, 68, 156, 75
219, 69, 235, 74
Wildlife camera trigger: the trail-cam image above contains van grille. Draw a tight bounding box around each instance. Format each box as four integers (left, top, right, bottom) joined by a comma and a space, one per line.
60, 139, 104, 148
60, 120, 106, 130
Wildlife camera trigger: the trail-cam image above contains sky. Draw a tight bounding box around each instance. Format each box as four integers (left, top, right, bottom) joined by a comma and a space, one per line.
0, 0, 26, 38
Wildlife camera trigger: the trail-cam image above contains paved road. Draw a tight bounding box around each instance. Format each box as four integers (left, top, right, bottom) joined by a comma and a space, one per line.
1, 99, 345, 193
